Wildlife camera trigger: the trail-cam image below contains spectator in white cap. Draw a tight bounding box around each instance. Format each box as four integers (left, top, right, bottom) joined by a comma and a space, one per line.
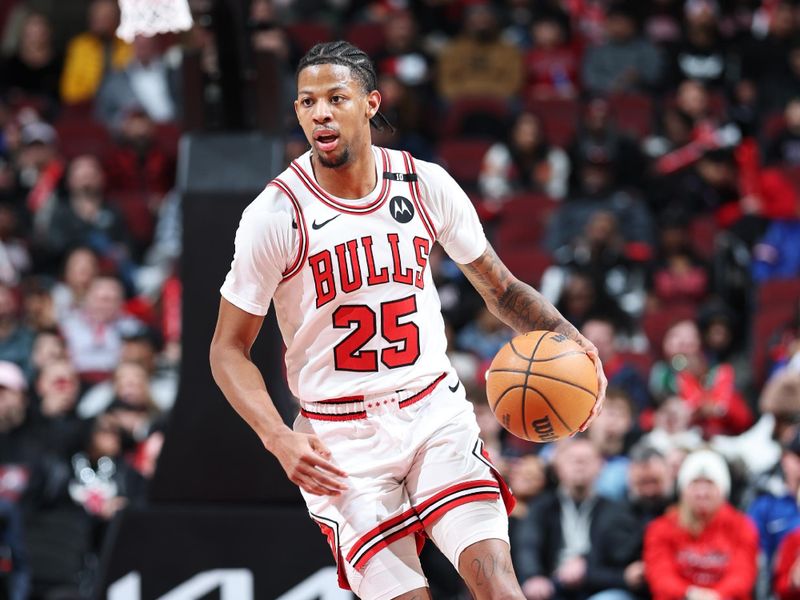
643, 449, 758, 600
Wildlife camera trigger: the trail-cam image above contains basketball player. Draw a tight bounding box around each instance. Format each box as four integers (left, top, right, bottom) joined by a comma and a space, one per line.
210, 41, 607, 600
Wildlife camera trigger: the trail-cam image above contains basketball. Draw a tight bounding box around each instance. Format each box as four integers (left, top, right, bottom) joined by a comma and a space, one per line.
486, 331, 598, 442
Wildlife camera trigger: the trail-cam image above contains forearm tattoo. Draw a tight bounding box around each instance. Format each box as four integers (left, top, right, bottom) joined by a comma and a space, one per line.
460, 244, 580, 339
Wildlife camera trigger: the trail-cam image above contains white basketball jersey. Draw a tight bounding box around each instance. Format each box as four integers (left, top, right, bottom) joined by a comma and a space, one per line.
221, 146, 487, 402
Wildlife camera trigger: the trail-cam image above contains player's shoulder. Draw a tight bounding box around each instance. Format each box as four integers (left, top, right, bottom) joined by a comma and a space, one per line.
237, 180, 296, 235
379, 147, 453, 188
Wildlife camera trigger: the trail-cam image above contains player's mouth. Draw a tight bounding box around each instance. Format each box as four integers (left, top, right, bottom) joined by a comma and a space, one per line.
313, 129, 339, 153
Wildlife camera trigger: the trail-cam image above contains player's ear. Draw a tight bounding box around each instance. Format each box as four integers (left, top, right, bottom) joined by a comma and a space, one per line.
366, 90, 381, 121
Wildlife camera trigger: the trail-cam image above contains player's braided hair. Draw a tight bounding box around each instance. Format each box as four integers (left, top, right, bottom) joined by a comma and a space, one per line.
296, 41, 395, 133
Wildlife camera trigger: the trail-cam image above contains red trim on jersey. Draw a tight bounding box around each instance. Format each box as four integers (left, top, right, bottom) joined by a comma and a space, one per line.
347, 506, 421, 569
414, 480, 501, 527
401, 151, 437, 241
299, 408, 367, 421
289, 148, 391, 214
397, 372, 446, 408
269, 179, 308, 282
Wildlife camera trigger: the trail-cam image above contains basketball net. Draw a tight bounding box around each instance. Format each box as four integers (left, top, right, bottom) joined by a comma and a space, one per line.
117, 0, 194, 42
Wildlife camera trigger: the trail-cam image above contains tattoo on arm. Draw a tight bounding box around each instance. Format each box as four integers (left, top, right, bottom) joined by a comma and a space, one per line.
459, 243, 580, 338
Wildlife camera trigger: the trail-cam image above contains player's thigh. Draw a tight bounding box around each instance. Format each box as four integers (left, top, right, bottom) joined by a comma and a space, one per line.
424, 499, 523, 599
345, 535, 430, 600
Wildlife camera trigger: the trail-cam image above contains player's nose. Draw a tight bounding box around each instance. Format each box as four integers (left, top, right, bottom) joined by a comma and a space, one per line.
311, 100, 333, 123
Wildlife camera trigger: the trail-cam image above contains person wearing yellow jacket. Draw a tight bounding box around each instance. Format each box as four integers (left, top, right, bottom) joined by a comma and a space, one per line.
60, 0, 132, 104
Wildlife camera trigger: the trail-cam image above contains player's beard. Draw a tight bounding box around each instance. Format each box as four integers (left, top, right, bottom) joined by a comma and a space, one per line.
317, 146, 350, 169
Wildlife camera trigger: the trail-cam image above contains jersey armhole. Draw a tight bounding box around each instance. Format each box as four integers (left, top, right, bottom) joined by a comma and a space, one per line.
270, 178, 308, 282
400, 150, 438, 242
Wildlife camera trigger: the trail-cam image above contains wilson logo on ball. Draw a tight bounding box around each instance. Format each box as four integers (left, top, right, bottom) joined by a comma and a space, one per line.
532, 416, 556, 441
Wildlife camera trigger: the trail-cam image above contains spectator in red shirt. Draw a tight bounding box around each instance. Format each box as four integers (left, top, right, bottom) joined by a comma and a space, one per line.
644, 449, 758, 600
524, 12, 581, 99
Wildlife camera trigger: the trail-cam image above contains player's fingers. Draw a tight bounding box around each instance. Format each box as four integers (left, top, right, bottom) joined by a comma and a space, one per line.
306, 452, 348, 478
295, 470, 342, 496
297, 464, 347, 492
308, 435, 333, 459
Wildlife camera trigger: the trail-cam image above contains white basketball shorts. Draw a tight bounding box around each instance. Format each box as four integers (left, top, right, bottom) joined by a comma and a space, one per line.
293, 371, 515, 593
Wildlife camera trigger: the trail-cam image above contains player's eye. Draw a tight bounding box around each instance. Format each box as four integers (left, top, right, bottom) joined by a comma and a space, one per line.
330, 95, 343, 104
300, 98, 313, 107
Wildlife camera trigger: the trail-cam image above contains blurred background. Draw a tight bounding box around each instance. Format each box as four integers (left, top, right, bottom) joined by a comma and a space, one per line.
1, 0, 800, 598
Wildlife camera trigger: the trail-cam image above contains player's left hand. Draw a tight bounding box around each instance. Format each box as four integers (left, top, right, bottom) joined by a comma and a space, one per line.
574, 337, 607, 432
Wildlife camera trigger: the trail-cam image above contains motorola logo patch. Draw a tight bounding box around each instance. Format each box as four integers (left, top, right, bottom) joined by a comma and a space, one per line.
389, 196, 414, 224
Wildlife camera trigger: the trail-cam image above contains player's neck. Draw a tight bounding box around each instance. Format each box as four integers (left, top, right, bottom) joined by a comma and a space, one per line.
311, 145, 377, 199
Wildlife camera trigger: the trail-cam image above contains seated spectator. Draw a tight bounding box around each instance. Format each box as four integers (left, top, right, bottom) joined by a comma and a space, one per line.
59, 276, 142, 383
0, 12, 61, 106
13, 120, 64, 216
28, 359, 88, 458
455, 306, 514, 361
644, 449, 758, 600
571, 97, 647, 190
648, 213, 709, 308
436, 4, 523, 102
0, 285, 33, 376
764, 98, 800, 167
524, 11, 580, 99
0, 361, 38, 504
641, 395, 704, 455
0, 497, 30, 600
748, 430, 800, 568
78, 326, 177, 417
547, 270, 630, 334
51, 246, 100, 322
650, 320, 753, 438
697, 300, 753, 400
20, 275, 56, 331
666, 0, 732, 89
96, 35, 180, 129
104, 361, 161, 442
514, 437, 629, 600
372, 73, 434, 161
751, 219, 800, 284
764, 303, 800, 379
587, 388, 638, 500
374, 10, 433, 92
479, 111, 571, 202
60, 0, 132, 105
29, 328, 67, 380
587, 444, 675, 600
507, 454, 546, 522
36, 155, 131, 280
104, 107, 176, 200
0, 204, 32, 287
581, 4, 663, 96
582, 317, 649, 411
545, 153, 654, 253
546, 211, 649, 321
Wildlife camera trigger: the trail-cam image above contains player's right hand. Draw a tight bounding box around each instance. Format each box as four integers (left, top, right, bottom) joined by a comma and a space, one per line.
269, 430, 349, 496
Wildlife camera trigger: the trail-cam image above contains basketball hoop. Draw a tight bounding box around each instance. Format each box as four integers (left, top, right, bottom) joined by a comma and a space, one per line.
117, 0, 194, 42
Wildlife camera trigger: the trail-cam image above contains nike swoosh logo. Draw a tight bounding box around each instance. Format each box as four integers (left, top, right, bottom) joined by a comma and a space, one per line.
448, 381, 460, 393
312, 215, 340, 230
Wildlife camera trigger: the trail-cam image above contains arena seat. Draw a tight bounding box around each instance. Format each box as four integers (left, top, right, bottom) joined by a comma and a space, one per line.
440, 96, 512, 139
54, 118, 112, 159
495, 246, 552, 287
525, 97, 579, 147
107, 190, 155, 245
688, 214, 719, 260
436, 139, 493, 190
642, 302, 699, 356
495, 194, 557, 248
285, 22, 334, 54
343, 21, 386, 57
608, 92, 654, 138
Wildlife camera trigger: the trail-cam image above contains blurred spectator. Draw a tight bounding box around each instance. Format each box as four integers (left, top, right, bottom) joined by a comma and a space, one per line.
546, 211, 649, 320
374, 10, 433, 91
0, 285, 33, 376
649, 213, 709, 308
35, 155, 131, 276
582, 318, 649, 412
649, 320, 753, 437
479, 111, 571, 202
20, 276, 56, 332
744, 1, 798, 99
587, 388, 638, 500
104, 361, 161, 442
751, 218, 800, 283
581, 4, 663, 95
0, 204, 31, 287
642, 395, 704, 455
455, 306, 514, 361
546, 151, 653, 253
436, 4, 523, 102
14, 120, 64, 216
587, 444, 675, 600
0, 498, 30, 600
29, 359, 88, 459
764, 98, 800, 167
774, 524, 800, 600
78, 326, 177, 417
748, 429, 800, 568
59, 276, 142, 383
104, 107, 176, 199
0, 361, 36, 503
548, 270, 629, 334
0, 12, 61, 106
643, 0, 682, 45
697, 301, 753, 399
29, 328, 66, 380
96, 35, 180, 129
507, 454, 546, 522
524, 11, 580, 99
51, 247, 100, 323
60, 0, 133, 105
515, 437, 629, 600
763, 303, 800, 379
759, 41, 800, 114
643, 449, 758, 600
571, 97, 647, 190
372, 73, 433, 160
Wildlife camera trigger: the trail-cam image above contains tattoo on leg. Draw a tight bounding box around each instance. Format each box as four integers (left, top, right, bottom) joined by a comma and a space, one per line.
470, 550, 514, 587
